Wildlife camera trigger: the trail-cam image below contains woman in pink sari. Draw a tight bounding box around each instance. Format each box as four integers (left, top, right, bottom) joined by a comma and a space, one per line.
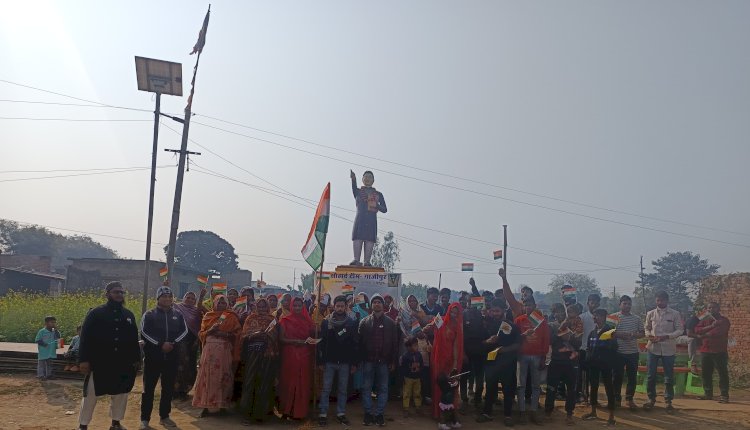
192, 295, 242, 416
278, 296, 315, 419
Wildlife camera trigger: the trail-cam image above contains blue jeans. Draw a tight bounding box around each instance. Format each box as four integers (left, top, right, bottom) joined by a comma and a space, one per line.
646, 353, 675, 402
319, 363, 351, 417
362, 362, 389, 416
517, 355, 542, 411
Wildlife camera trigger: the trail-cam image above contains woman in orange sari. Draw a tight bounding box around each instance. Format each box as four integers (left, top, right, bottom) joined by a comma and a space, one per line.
278, 296, 315, 419
239, 298, 279, 424
192, 295, 242, 416
430, 302, 464, 418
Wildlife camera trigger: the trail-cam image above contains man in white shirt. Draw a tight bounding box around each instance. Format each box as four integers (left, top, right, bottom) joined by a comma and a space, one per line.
643, 291, 684, 414
578, 294, 600, 404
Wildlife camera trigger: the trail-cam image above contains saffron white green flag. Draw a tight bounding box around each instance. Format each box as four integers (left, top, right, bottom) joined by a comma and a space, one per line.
301, 183, 331, 271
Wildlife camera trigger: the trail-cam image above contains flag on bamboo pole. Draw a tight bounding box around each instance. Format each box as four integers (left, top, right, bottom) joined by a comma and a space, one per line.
461, 263, 474, 272
196, 274, 208, 285
190, 7, 210, 55
493, 250, 503, 260
301, 183, 331, 271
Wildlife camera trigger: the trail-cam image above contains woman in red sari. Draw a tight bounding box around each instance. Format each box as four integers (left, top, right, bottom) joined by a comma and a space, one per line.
278, 296, 315, 419
192, 295, 242, 416
430, 302, 464, 418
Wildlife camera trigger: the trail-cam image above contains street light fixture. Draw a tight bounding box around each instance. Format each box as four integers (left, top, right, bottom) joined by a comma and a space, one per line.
134, 56, 183, 316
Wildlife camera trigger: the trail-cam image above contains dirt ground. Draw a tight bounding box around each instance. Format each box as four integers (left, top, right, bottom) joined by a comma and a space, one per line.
0, 373, 748, 430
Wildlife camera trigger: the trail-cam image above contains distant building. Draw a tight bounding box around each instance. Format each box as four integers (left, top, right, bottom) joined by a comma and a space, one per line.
0, 254, 65, 295
66, 258, 252, 298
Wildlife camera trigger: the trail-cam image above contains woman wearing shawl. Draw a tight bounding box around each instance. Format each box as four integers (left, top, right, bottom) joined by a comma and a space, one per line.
192, 295, 242, 416
278, 296, 315, 419
384, 294, 400, 321
239, 298, 279, 424
406, 294, 428, 329
173, 290, 207, 400
267, 294, 279, 314
237, 287, 256, 326
430, 302, 464, 418
227, 288, 239, 308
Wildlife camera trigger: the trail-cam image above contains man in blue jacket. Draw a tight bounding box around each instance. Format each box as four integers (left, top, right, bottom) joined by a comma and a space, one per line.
139, 286, 188, 429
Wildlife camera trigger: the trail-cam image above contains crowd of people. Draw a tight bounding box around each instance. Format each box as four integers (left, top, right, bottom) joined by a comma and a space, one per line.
37, 271, 732, 430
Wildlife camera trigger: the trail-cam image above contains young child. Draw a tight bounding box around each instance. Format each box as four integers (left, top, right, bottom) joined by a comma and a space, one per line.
401, 337, 424, 417
416, 331, 433, 404
437, 370, 461, 430
64, 325, 82, 372
35, 316, 60, 380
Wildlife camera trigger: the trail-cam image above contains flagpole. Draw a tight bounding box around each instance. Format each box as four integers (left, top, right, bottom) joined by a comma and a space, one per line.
313, 250, 324, 409
166, 5, 210, 280
503, 225, 508, 275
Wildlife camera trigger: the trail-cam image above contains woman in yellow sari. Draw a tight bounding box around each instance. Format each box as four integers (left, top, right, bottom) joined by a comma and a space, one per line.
192, 295, 242, 416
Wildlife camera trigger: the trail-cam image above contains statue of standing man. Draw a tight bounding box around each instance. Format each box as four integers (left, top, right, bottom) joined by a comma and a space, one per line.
350, 169, 387, 266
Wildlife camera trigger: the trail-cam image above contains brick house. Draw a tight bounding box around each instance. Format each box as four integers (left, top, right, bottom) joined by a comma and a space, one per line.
0, 254, 65, 295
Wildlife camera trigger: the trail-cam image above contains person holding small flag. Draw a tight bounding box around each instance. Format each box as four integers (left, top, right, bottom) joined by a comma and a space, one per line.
612, 295, 645, 411
317, 295, 359, 426
278, 296, 316, 420
476, 299, 520, 426
139, 286, 188, 429
514, 297, 550, 425
545, 303, 581, 425
462, 278, 486, 411
582, 309, 618, 426
694, 302, 731, 403
239, 297, 279, 424
173, 289, 208, 401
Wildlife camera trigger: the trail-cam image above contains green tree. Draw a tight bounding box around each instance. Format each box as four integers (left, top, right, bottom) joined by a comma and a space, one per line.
298, 272, 314, 293
401, 282, 430, 302
164, 230, 239, 274
637, 251, 719, 315
0, 219, 118, 269
370, 231, 400, 272
548, 273, 601, 304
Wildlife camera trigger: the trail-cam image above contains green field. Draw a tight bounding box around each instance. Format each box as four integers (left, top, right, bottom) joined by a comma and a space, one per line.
0, 291, 155, 343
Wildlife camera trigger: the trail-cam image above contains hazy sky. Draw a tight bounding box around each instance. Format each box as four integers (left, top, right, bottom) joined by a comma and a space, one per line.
2, 1, 748, 294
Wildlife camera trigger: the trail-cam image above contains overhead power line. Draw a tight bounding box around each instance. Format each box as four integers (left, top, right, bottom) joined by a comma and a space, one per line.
0, 166, 172, 183
2, 77, 746, 239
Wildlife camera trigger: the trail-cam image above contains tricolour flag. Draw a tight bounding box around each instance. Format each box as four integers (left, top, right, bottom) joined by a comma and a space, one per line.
301, 183, 330, 271
528, 309, 545, 328
190, 7, 210, 55
461, 263, 474, 272
493, 250, 503, 260
697, 309, 714, 321
433, 313, 444, 329
562, 286, 576, 298
211, 282, 227, 296
606, 313, 620, 327
159, 266, 169, 278
411, 319, 421, 334
470, 296, 485, 309
197, 275, 208, 285
557, 326, 572, 337
341, 284, 355, 295
234, 296, 248, 310
499, 321, 512, 335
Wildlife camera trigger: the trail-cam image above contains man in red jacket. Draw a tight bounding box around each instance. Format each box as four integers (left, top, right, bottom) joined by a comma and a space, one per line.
515, 296, 550, 424
694, 302, 731, 403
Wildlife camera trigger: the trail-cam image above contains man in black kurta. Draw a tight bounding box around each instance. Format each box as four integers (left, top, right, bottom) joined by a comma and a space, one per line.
350, 169, 387, 266
78, 282, 141, 430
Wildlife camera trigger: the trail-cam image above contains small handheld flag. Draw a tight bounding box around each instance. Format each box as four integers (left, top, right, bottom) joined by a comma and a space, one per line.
461, 263, 474, 272
493, 250, 503, 260
696, 309, 714, 321
606, 313, 620, 327
487, 348, 499, 361
557, 326, 572, 337
411, 319, 421, 334
265, 318, 277, 332
498, 321, 512, 335
212, 282, 227, 296
433, 313, 444, 329
470, 296, 485, 309
234, 296, 248, 310
159, 266, 169, 279
197, 275, 208, 285
341, 285, 355, 296
528, 310, 545, 329
562, 286, 576, 299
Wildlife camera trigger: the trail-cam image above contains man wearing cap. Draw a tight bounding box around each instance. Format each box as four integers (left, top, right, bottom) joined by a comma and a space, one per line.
78, 282, 141, 430
139, 286, 189, 429
359, 294, 399, 426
